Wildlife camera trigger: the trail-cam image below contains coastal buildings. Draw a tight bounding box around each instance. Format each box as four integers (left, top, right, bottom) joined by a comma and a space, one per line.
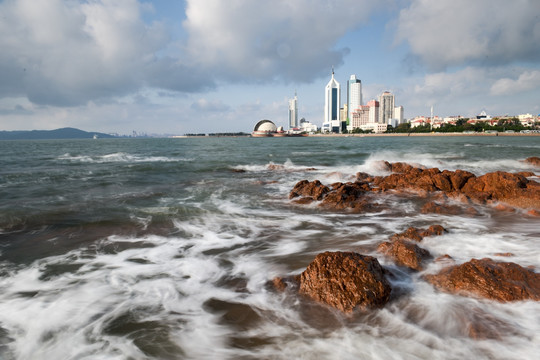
288, 92, 298, 129
323, 69, 341, 133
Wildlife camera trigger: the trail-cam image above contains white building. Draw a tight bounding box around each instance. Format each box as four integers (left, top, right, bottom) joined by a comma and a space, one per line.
299, 118, 318, 133
379, 91, 395, 125
288, 92, 298, 129
394, 106, 404, 124
360, 123, 388, 133
323, 69, 341, 133
347, 75, 362, 124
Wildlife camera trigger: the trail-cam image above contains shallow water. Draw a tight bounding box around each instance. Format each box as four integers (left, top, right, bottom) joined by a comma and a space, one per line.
0, 136, 539, 359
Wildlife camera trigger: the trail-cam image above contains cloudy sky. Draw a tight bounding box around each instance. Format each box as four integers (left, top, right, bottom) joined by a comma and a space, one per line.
1, 0, 539, 135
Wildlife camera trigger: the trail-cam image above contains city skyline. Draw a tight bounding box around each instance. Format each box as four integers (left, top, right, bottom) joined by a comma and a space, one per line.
1, 0, 539, 135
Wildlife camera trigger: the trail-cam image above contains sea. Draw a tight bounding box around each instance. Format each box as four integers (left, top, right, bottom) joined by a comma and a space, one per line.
0, 135, 539, 360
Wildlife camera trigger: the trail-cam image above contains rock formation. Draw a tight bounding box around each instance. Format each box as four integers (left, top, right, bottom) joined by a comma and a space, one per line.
377, 239, 432, 271
424, 258, 540, 302
298, 252, 392, 312
273, 251, 392, 313
290, 161, 540, 211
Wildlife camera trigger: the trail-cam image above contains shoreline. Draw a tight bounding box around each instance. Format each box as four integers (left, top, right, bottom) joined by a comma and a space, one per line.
308, 132, 540, 137
175, 132, 540, 138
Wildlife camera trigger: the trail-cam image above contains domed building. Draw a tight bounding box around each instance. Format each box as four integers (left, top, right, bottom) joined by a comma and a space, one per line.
252, 120, 278, 137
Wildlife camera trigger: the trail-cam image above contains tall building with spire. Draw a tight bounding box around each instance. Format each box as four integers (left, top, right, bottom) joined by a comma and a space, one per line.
379, 91, 395, 125
288, 92, 298, 129
347, 75, 362, 125
323, 68, 341, 133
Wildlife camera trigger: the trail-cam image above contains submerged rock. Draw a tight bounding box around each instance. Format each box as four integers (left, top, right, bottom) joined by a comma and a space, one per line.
390, 225, 447, 242
297, 251, 392, 312
424, 258, 540, 302
525, 156, 540, 167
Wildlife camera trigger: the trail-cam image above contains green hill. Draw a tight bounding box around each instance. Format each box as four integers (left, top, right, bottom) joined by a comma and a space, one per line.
0, 127, 117, 140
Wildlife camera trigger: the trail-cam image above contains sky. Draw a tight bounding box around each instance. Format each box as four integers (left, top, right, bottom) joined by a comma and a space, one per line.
1, 0, 539, 135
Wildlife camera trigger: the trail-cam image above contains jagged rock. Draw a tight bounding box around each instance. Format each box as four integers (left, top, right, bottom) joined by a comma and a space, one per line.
320, 182, 371, 211
290, 162, 540, 212
289, 180, 329, 200
424, 258, 540, 302
461, 171, 540, 208
377, 239, 432, 271
298, 251, 392, 312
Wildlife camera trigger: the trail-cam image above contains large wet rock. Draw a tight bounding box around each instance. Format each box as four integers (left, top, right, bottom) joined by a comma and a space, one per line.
298, 251, 392, 312
461, 171, 540, 208
377, 239, 432, 271
424, 258, 540, 302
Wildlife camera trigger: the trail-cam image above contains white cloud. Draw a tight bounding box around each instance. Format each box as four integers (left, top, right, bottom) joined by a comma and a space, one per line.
183, 0, 386, 82
396, 0, 540, 70
0, 0, 388, 108
190, 98, 230, 112
490, 70, 540, 96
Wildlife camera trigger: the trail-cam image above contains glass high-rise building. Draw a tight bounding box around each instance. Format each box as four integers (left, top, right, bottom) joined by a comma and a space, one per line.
288, 92, 298, 129
347, 75, 362, 125
323, 69, 341, 133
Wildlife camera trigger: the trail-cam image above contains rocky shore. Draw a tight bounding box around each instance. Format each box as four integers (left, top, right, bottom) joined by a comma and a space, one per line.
272, 157, 540, 337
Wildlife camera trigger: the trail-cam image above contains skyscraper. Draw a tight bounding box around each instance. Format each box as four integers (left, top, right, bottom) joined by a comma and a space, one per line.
288, 92, 298, 129
323, 68, 341, 133
347, 75, 362, 125
379, 91, 395, 125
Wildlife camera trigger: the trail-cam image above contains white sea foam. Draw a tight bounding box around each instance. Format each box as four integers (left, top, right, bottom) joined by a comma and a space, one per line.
2, 138, 539, 359
58, 152, 192, 163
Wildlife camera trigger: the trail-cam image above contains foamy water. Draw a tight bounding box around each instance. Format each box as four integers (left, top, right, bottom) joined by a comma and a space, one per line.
0, 136, 539, 359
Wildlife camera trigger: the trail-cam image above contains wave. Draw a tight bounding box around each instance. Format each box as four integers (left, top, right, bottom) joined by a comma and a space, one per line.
58, 152, 193, 163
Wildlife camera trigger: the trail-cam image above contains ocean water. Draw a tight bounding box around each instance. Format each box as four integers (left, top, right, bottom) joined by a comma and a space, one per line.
0, 136, 539, 359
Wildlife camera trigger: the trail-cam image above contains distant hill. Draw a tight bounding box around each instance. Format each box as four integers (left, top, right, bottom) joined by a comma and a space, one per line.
0, 127, 117, 140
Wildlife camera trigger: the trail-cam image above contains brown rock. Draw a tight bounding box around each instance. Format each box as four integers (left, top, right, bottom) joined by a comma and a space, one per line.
289, 180, 329, 200
421, 201, 463, 215
390, 227, 424, 242
424, 258, 540, 302
493, 203, 515, 212
516, 171, 536, 177
377, 239, 432, 271
390, 225, 447, 242
271, 276, 300, 292
435, 254, 454, 263
422, 225, 447, 236
525, 156, 540, 166
494, 252, 514, 257
461, 171, 540, 208
320, 182, 370, 211
267, 164, 285, 171
445, 169, 476, 191
298, 251, 392, 312
527, 209, 540, 217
